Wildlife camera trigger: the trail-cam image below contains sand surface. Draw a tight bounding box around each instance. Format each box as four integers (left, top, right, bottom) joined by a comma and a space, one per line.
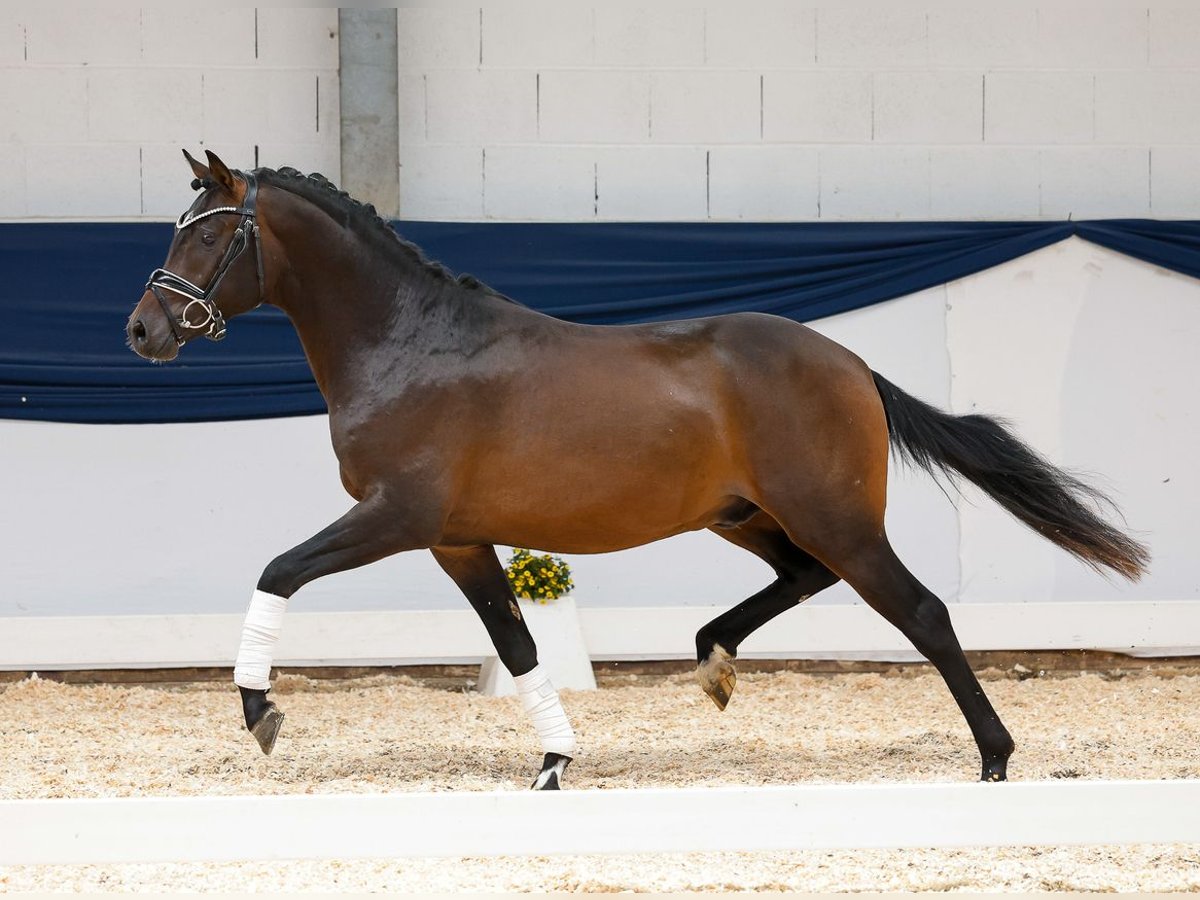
2, 666, 1198, 891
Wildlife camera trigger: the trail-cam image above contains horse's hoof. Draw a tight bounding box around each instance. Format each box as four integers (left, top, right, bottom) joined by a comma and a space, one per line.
981, 760, 1009, 782
250, 705, 285, 756
531, 752, 571, 790
697, 645, 737, 711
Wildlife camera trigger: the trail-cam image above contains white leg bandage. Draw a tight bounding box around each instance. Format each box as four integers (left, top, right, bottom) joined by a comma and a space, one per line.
513, 664, 577, 757
233, 589, 288, 691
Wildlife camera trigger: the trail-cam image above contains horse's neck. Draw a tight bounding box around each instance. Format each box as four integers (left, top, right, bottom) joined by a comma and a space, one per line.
268, 215, 490, 403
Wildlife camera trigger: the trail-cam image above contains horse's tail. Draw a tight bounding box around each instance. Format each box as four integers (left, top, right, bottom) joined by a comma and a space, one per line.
871, 371, 1149, 581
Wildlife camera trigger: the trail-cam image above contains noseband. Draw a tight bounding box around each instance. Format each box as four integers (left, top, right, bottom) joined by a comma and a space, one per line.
145, 171, 265, 345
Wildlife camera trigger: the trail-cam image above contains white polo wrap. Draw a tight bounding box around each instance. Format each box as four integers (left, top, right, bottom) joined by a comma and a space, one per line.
513, 664, 577, 757
233, 589, 288, 691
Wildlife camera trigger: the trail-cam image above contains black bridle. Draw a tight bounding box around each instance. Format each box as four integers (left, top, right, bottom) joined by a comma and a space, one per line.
146, 171, 265, 346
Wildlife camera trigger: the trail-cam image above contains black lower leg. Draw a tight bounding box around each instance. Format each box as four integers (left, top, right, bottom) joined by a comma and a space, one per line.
697, 519, 839, 710
848, 544, 1014, 781
701, 519, 840, 659
906, 597, 1014, 781
431, 545, 539, 676
695, 569, 834, 662
432, 545, 572, 790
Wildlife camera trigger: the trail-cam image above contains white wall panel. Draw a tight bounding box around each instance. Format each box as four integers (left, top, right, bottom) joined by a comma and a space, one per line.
1034, 5, 1149, 69
87, 68, 204, 144
20, 7, 140, 64
24, 144, 141, 218
1095, 72, 1200, 144
707, 146, 819, 220
984, 73, 1094, 145
649, 72, 760, 144
762, 71, 873, 143
594, 146, 706, 220
929, 147, 1040, 219
425, 70, 537, 144
0, 14, 25, 63
1150, 145, 1200, 217
0, 68, 87, 144
593, 8, 704, 68
397, 73, 427, 145
818, 147, 931, 220
1149, 5, 1200, 68
256, 8, 339, 69
139, 9, 256, 67
703, 6, 815, 69
483, 146, 594, 220
1039, 147, 1150, 219
947, 239, 1200, 606
257, 141, 340, 184
873, 72, 982, 145
817, 8, 929, 68
399, 144, 484, 220
0, 143, 25, 216
481, 5, 593, 69
538, 71, 650, 144
396, 7, 479, 69
202, 69, 324, 146
926, 7, 1037, 68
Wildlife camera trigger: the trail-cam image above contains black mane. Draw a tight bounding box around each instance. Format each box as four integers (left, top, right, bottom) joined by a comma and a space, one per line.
252, 166, 505, 299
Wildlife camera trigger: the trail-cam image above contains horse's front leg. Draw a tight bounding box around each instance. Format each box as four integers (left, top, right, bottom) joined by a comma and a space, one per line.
235, 495, 436, 754
431, 544, 576, 790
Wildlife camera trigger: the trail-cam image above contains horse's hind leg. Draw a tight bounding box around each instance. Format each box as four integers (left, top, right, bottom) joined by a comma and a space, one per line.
813, 532, 1015, 781
431, 544, 576, 790
696, 511, 840, 709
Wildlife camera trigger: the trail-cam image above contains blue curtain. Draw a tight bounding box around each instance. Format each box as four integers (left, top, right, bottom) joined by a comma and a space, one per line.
1, 219, 1197, 424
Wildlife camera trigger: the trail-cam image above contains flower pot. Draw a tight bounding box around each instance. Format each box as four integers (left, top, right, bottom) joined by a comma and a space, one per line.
477, 595, 596, 696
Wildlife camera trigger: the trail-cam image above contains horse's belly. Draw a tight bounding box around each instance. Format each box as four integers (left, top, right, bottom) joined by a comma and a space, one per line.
442, 464, 736, 554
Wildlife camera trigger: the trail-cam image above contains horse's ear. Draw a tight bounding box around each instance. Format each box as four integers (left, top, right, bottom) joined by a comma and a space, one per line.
182, 149, 209, 182
204, 150, 238, 194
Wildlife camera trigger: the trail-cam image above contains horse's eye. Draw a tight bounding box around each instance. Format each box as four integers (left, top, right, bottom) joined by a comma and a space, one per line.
201, 231, 216, 246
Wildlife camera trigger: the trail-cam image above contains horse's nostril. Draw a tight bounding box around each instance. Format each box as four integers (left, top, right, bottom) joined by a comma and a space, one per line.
131, 319, 147, 342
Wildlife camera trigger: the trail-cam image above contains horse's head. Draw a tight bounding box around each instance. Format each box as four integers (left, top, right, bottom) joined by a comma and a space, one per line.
127, 150, 267, 362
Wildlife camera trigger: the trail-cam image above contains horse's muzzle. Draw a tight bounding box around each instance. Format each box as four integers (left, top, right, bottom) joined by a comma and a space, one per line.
127, 300, 179, 362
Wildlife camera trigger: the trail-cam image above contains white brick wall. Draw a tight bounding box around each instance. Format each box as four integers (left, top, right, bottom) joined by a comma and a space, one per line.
1, 7, 338, 220
394, 2, 1200, 222
1151, 145, 1200, 217
984, 73, 1095, 144
873, 72, 982, 144
708, 146, 819, 220
5, 5, 1200, 223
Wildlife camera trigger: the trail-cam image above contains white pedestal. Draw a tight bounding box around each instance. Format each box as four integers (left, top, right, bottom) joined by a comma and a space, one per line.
477, 595, 597, 696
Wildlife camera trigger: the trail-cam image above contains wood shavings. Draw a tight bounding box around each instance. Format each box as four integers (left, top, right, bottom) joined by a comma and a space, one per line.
2, 669, 1198, 890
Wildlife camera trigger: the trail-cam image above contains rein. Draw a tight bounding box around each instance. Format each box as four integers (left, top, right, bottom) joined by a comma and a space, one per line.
145, 171, 265, 345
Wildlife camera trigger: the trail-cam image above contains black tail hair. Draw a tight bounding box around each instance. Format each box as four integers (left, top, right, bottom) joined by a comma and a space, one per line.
872, 371, 1149, 581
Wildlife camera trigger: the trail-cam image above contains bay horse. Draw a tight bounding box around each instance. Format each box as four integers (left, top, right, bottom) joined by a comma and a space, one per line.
127, 150, 1149, 789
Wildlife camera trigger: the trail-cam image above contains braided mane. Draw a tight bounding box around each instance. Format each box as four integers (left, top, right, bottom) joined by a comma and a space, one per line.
252, 166, 488, 294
